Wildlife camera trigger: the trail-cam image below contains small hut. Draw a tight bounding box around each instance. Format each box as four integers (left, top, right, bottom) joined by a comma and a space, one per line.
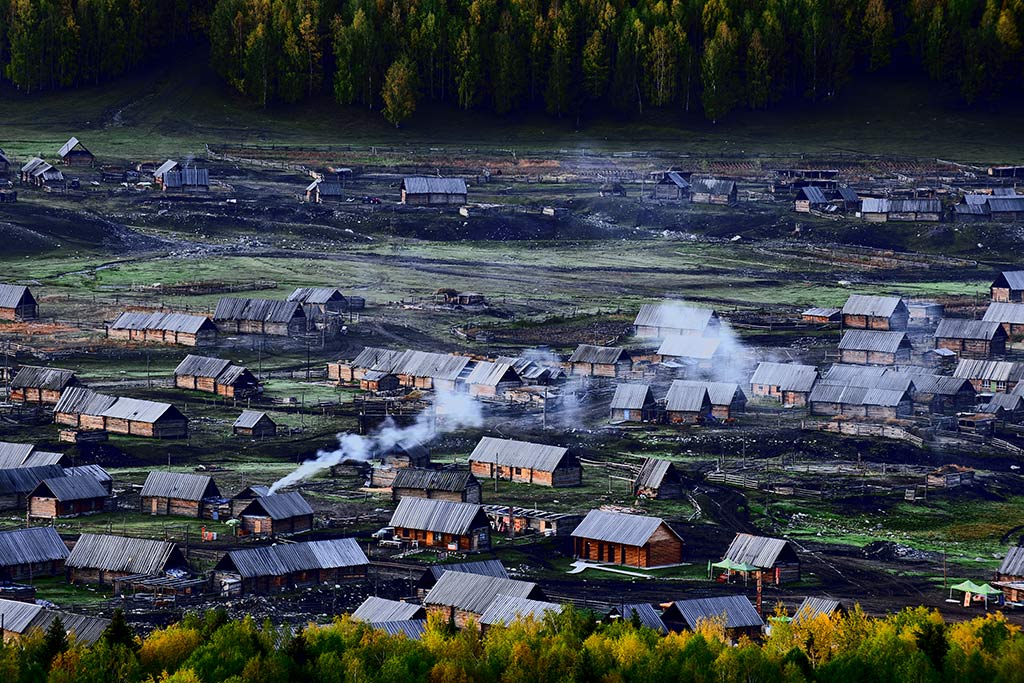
233, 411, 277, 439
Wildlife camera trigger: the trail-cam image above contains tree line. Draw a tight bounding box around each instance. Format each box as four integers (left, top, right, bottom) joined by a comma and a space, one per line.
1, 0, 1022, 124
5, 604, 1024, 682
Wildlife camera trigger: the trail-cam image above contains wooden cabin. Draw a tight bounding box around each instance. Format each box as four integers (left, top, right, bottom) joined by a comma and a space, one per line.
991, 271, 1024, 303
174, 355, 260, 398
841, 295, 909, 330
415, 559, 509, 596
287, 287, 348, 325
568, 345, 633, 378
809, 383, 913, 419
656, 336, 726, 368
140, 471, 220, 517
838, 330, 912, 365
609, 384, 658, 423
690, 177, 737, 204
670, 380, 746, 420
229, 485, 270, 517
633, 458, 684, 499
389, 497, 492, 552
27, 477, 108, 519
652, 171, 690, 200
860, 198, 942, 222
359, 371, 401, 392
465, 361, 521, 397
795, 185, 828, 212
394, 351, 472, 391
0, 285, 38, 320
987, 392, 1024, 422
214, 538, 368, 595
66, 534, 187, 585
0, 466, 64, 512
329, 346, 406, 383
305, 178, 344, 203
633, 302, 719, 338
953, 359, 1024, 393
0, 527, 69, 581
400, 177, 468, 205
663, 596, 763, 641
0, 599, 109, 646
801, 307, 841, 324
422, 571, 543, 629
988, 196, 1024, 221
233, 410, 277, 439
9, 366, 79, 404
213, 297, 306, 336
983, 302, 1024, 343
53, 388, 189, 439
721, 533, 800, 584
162, 167, 209, 192
239, 491, 314, 537
468, 436, 582, 487
909, 375, 977, 415
934, 319, 1007, 358
58, 137, 94, 166
663, 382, 713, 424
390, 469, 482, 504
749, 361, 818, 407
106, 311, 217, 346
20, 158, 65, 191
376, 440, 431, 469
572, 509, 683, 568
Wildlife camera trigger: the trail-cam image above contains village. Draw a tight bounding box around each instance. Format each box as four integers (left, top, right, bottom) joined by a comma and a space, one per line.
3, 134, 1024, 648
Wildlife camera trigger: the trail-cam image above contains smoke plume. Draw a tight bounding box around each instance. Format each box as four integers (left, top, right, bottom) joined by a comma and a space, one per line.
268, 390, 484, 493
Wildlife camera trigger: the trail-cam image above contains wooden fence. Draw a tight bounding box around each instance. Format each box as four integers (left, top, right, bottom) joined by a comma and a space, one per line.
801, 420, 925, 448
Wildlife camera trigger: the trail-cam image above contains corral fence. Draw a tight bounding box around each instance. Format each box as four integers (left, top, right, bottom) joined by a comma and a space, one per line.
801, 420, 925, 448
704, 471, 826, 499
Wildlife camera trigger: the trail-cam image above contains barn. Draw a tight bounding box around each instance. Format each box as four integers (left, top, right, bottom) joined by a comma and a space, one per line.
400, 177, 468, 205
991, 271, 1024, 303
214, 537, 368, 595
54, 388, 189, 439
983, 302, 1024, 343
568, 345, 633, 378
238, 491, 314, 537
390, 469, 482, 504
107, 311, 217, 346
66, 533, 187, 585
749, 362, 818, 407
633, 458, 684, 499
174, 355, 260, 398
663, 596, 763, 641
423, 571, 544, 629
464, 361, 521, 397
721, 533, 800, 584
233, 410, 277, 439
934, 319, 1007, 358
801, 307, 841, 324
0, 600, 109, 646
609, 384, 658, 423
58, 137, 94, 166
213, 298, 307, 336
28, 476, 108, 519
633, 302, 719, 338
468, 436, 582, 487
140, 471, 221, 517
669, 380, 746, 419
389, 497, 492, 552
690, 177, 737, 204
0, 285, 38, 320
0, 527, 69, 581
652, 171, 690, 200
953, 359, 1024, 393
838, 330, 912, 365
860, 198, 942, 222
9, 366, 79, 404
572, 509, 684, 568
841, 294, 909, 330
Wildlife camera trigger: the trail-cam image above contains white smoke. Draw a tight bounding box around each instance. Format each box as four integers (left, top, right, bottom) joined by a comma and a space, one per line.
268, 390, 484, 493
649, 299, 752, 384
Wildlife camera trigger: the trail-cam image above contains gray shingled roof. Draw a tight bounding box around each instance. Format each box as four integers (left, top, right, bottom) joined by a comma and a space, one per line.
421, 559, 509, 585
861, 198, 941, 213
634, 458, 675, 491
988, 197, 1024, 213
233, 410, 271, 429
610, 384, 654, 411
53, 387, 118, 417
838, 329, 909, 354
58, 137, 88, 158
465, 361, 519, 387
423, 572, 540, 614
163, 167, 209, 187
0, 284, 33, 309
667, 595, 763, 630
389, 498, 489, 536
0, 441, 42, 469
10, 366, 76, 391
154, 160, 177, 178
999, 546, 1024, 577
987, 392, 1024, 413
954, 359, 1024, 383
657, 336, 722, 360
634, 303, 716, 332
100, 397, 184, 423
469, 436, 572, 472
809, 384, 908, 407
0, 466, 65, 496
391, 468, 476, 493
32, 475, 108, 502
401, 177, 467, 195
750, 362, 818, 392
479, 595, 563, 626
935, 318, 1005, 341
141, 471, 218, 501
572, 509, 675, 546
841, 294, 905, 317
664, 382, 711, 412
109, 311, 214, 334
240, 491, 313, 520
0, 526, 69, 567
691, 178, 736, 196
670, 380, 744, 406
368, 620, 426, 639
67, 534, 184, 574
287, 287, 345, 305
351, 596, 426, 622
219, 538, 368, 578
984, 302, 1024, 325
723, 533, 792, 568
798, 186, 828, 203
819, 365, 914, 392
174, 355, 232, 378
792, 597, 843, 625
568, 345, 625, 365
214, 297, 303, 324
995, 271, 1024, 291
348, 347, 407, 373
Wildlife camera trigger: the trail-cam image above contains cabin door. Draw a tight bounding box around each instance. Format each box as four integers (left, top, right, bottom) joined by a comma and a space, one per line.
623, 409, 631, 420
150, 498, 158, 514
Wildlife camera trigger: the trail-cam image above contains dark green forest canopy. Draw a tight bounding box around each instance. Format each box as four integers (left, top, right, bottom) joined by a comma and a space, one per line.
0, 0, 1022, 125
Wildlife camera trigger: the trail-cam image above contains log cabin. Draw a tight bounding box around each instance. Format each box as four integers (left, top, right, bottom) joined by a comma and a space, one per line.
721, 533, 801, 584
953, 359, 1024, 393
801, 307, 842, 324
0, 284, 38, 320
390, 468, 482, 504
795, 185, 828, 212
568, 345, 634, 378
304, 178, 344, 203
214, 538, 368, 596
841, 295, 909, 330
0, 599, 109, 646
174, 355, 260, 398
908, 375, 977, 415
229, 485, 270, 517
749, 361, 818, 407
0, 466, 64, 512
9, 366, 79, 404
609, 384, 658, 423
633, 302, 719, 338
934, 319, 1007, 358
988, 196, 1024, 221
238, 491, 314, 537
394, 350, 473, 391
359, 370, 401, 392
983, 302, 1024, 343
663, 596, 763, 642
838, 330, 912, 365
161, 167, 209, 192
233, 410, 277, 438
57, 137, 94, 166
389, 497, 492, 552
66, 533, 187, 585
690, 177, 737, 204
213, 297, 307, 336
468, 436, 582, 487
808, 383, 913, 419
633, 458, 684, 499
330, 347, 406, 383
423, 571, 544, 629
287, 287, 348, 326
656, 336, 726, 368
571, 509, 684, 568
464, 361, 521, 397
987, 392, 1024, 422
20, 158, 65, 191
400, 177, 468, 205
663, 382, 713, 424
669, 379, 746, 419
54, 388, 189, 439
106, 311, 217, 346
0, 527, 69, 581
140, 471, 221, 517
27, 476, 108, 519
860, 198, 942, 222
991, 271, 1024, 303
651, 171, 690, 200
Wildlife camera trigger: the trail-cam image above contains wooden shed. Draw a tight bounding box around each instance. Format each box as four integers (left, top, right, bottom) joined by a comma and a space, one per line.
400, 177, 468, 205
423, 571, 544, 629
652, 171, 690, 200
991, 271, 1024, 303
9, 366, 79, 404
214, 538, 368, 595
809, 383, 913, 419
690, 177, 737, 204
0, 527, 69, 581
468, 436, 582, 487
656, 336, 726, 367
389, 497, 492, 552
838, 330, 912, 365
568, 345, 633, 378
953, 358, 1024, 393
287, 287, 348, 325
464, 361, 522, 397
801, 307, 841, 324
330, 347, 406, 383
233, 410, 277, 439
359, 370, 401, 392
0, 466, 64, 512
663, 382, 713, 424
162, 167, 209, 192
28, 476, 108, 519
609, 384, 658, 423
239, 491, 314, 537
305, 178, 344, 203
54, 388, 189, 439
860, 198, 942, 222
934, 319, 1007, 358
633, 458, 684, 499
391, 468, 482, 504
795, 185, 828, 212
572, 509, 683, 568
415, 559, 509, 595
0, 285, 38, 320
174, 354, 260, 398
0, 600, 110, 646
66, 533, 187, 585
663, 596, 763, 641
909, 374, 977, 415
841, 295, 909, 330
633, 302, 719, 338
106, 311, 217, 346
140, 471, 220, 517
58, 137, 94, 166
213, 297, 306, 336
749, 361, 818, 407
669, 379, 746, 419
983, 302, 1024, 343
721, 533, 800, 584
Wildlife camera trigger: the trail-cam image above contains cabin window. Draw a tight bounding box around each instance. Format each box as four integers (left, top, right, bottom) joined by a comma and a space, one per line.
515, 467, 522, 476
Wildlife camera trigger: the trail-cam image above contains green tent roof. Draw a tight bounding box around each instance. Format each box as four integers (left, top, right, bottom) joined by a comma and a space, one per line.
712, 559, 760, 572
951, 580, 1001, 595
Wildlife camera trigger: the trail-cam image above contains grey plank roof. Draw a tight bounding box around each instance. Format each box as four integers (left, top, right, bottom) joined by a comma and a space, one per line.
0, 599, 109, 646
424, 572, 539, 614
58, 136, 87, 158
809, 384, 908, 407
10, 365, 76, 391
0, 441, 37, 468
240, 491, 313, 519
141, 471, 218, 501
935, 318, 1004, 340
396, 350, 472, 381
836, 186, 859, 203
568, 345, 625, 365
723, 533, 791, 568
234, 410, 271, 429
909, 374, 974, 396
164, 168, 209, 187
664, 381, 710, 412
987, 392, 1024, 413
401, 177, 468, 195
100, 397, 183, 423
571, 509, 674, 546
955, 203, 990, 215
67, 534, 183, 574
999, 546, 1024, 576
750, 362, 818, 392
33, 475, 107, 502
389, 497, 488, 535
668, 595, 763, 630
793, 597, 843, 625
819, 365, 914, 392
53, 387, 118, 417
20, 157, 45, 174
214, 297, 303, 324
0, 284, 32, 309
841, 294, 905, 317
670, 380, 744, 406
368, 620, 427, 639
65, 464, 112, 484
989, 197, 1024, 213
465, 361, 519, 386
691, 178, 736, 196
798, 186, 827, 203
349, 347, 407, 373
861, 198, 942, 213
634, 458, 674, 491
422, 559, 509, 584
954, 359, 1024, 383
469, 436, 572, 472
0, 526, 69, 566
662, 172, 690, 188
995, 271, 1024, 290
610, 384, 654, 410
351, 596, 426, 623
609, 603, 668, 634
391, 468, 476, 492
287, 287, 345, 305
479, 594, 563, 626
838, 329, 909, 353
657, 336, 721, 360
802, 307, 841, 318
220, 538, 368, 577
174, 355, 232, 378
634, 303, 716, 332
153, 160, 177, 178
984, 302, 1024, 325
0, 466, 65, 495
109, 311, 213, 334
